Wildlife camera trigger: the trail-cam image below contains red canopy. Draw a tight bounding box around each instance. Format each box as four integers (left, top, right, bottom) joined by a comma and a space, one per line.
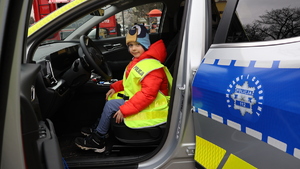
148, 9, 162, 17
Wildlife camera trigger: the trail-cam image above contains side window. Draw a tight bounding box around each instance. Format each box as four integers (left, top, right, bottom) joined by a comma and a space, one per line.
211, 0, 222, 42
238, 0, 300, 42
100, 2, 163, 39
214, 0, 300, 43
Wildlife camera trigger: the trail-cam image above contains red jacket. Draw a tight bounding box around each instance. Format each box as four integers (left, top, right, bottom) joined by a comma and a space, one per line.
110, 39, 169, 117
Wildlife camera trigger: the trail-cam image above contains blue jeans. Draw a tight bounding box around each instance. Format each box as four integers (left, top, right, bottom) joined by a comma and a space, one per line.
96, 99, 125, 135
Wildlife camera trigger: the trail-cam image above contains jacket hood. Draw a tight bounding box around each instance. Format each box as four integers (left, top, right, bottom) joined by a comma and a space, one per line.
138, 39, 167, 63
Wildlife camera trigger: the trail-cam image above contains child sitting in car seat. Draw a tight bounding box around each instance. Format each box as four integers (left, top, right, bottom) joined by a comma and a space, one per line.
75, 24, 172, 153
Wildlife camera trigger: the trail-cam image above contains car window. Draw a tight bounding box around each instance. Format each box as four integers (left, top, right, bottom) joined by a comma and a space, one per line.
34, 11, 95, 44
31, 2, 163, 43
214, 0, 300, 43
60, 15, 94, 40
88, 2, 164, 39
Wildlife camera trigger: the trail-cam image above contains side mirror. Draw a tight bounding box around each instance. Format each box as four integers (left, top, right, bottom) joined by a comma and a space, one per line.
87, 28, 109, 39
90, 9, 105, 16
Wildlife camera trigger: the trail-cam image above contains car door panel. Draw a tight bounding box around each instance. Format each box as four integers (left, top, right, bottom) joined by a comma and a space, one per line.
21, 63, 64, 169
20, 64, 42, 169
192, 0, 300, 167
192, 41, 300, 168
93, 36, 131, 80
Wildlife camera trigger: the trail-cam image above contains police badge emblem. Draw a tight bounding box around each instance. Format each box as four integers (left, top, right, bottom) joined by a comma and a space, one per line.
226, 74, 264, 122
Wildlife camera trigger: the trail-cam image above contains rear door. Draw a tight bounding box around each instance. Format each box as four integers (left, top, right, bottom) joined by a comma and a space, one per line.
192, 0, 300, 168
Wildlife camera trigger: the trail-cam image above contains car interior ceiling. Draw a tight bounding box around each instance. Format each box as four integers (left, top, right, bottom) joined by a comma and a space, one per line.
25, 0, 186, 166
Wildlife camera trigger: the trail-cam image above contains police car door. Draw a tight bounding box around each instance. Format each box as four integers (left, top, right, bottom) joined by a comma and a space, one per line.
192, 0, 300, 168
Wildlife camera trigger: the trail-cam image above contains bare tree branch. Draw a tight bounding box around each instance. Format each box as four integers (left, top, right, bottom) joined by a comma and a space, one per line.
244, 7, 300, 41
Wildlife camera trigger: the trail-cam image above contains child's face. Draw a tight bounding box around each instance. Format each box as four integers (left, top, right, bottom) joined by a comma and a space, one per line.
128, 42, 145, 58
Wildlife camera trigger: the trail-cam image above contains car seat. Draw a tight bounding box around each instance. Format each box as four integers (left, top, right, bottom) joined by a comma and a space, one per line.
110, 119, 166, 145
110, 4, 184, 145
164, 5, 184, 74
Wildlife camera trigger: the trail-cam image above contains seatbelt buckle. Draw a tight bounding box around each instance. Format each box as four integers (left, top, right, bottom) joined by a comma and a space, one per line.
117, 93, 129, 100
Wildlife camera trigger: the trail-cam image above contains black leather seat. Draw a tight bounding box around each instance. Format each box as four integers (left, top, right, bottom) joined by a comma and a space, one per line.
111, 119, 166, 145
164, 5, 184, 74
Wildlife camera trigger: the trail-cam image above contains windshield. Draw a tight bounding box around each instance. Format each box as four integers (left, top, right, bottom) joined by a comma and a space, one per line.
41, 14, 94, 44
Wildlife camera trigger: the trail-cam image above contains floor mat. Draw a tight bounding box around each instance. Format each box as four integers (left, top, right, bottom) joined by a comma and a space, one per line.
58, 133, 157, 161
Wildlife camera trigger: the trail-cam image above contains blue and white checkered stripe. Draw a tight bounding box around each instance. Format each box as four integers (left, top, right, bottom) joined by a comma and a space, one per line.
203, 58, 300, 68
192, 55, 300, 159
194, 107, 300, 159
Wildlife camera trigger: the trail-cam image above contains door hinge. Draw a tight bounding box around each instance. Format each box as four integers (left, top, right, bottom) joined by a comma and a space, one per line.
186, 147, 195, 156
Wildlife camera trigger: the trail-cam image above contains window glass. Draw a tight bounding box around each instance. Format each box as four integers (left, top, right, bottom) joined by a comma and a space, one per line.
239, 0, 300, 42
101, 2, 164, 39
224, 0, 300, 43
41, 14, 94, 43
33, 2, 163, 43
211, 0, 222, 41
61, 15, 94, 39
29, 2, 68, 37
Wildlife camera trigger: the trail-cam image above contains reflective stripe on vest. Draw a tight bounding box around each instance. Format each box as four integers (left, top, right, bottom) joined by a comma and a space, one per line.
123, 59, 172, 129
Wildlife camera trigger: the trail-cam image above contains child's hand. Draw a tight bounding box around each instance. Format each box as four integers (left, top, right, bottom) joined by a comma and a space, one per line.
106, 89, 115, 100
113, 110, 124, 124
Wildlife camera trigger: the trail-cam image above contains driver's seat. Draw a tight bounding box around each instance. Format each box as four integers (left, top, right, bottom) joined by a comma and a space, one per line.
110, 5, 184, 145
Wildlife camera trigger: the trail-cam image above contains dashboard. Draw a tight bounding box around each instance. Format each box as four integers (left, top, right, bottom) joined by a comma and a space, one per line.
33, 42, 92, 118
33, 42, 92, 89
34, 42, 80, 78
49, 47, 79, 77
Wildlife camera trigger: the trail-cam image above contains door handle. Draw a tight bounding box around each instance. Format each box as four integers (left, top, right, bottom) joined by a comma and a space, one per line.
112, 43, 122, 47
103, 43, 122, 50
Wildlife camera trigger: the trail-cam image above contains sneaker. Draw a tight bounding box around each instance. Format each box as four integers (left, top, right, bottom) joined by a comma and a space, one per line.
75, 131, 106, 153
81, 127, 93, 136
81, 118, 100, 136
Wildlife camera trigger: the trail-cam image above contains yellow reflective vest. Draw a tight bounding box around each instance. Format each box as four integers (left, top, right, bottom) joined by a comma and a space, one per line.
109, 59, 172, 129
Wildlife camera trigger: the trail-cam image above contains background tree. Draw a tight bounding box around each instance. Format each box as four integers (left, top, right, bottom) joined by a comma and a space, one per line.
244, 7, 300, 41
135, 3, 163, 23
116, 3, 163, 29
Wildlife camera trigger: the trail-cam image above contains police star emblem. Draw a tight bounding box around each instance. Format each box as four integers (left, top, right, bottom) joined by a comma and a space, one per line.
230, 81, 256, 116
226, 74, 264, 122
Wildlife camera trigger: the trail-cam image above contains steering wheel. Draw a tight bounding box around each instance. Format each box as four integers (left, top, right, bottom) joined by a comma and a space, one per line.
79, 35, 112, 81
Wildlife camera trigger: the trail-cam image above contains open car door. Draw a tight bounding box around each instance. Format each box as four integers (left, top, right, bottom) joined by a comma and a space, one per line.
0, 0, 64, 169
192, 0, 300, 168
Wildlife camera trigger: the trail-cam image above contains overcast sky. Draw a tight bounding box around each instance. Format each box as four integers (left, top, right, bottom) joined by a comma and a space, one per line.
236, 0, 300, 24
